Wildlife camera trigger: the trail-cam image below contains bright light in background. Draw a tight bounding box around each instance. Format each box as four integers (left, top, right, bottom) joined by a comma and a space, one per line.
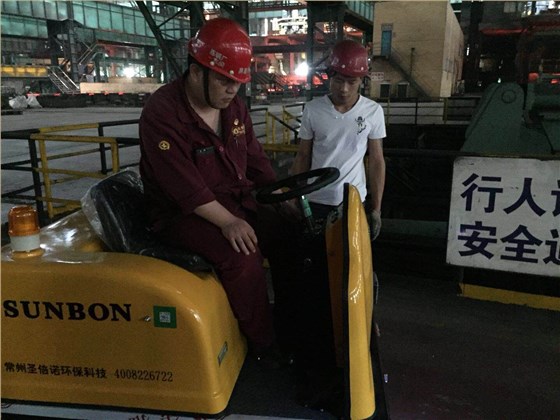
295, 62, 309, 77
123, 67, 135, 78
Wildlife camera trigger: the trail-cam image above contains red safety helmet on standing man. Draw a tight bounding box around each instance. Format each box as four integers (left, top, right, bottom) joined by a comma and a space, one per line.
328, 39, 369, 78
188, 17, 252, 83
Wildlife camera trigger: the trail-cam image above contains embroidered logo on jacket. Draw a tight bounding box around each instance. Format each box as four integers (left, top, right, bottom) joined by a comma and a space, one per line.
158, 140, 170, 151
232, 118, 246, 136
356, 116, 366, 135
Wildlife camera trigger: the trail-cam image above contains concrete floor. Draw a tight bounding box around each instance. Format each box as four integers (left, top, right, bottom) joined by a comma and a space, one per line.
2, 107, 559, 419
225, 266, 560, 420
374, 272, 560, 419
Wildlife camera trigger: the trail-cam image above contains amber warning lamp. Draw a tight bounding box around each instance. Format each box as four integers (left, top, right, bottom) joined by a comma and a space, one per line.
8, 205, 44, 257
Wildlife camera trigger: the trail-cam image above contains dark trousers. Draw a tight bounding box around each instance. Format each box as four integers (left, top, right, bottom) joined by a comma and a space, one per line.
258, 204, 336, 369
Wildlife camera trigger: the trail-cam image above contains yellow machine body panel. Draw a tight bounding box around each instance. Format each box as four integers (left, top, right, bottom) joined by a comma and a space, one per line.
345, 186, 376, 419
326, 185, 376, 419
1, 211, 247, 415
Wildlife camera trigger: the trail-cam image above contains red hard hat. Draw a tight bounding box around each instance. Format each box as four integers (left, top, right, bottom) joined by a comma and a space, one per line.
328, 40, 369, 77
188, 17, 252, 83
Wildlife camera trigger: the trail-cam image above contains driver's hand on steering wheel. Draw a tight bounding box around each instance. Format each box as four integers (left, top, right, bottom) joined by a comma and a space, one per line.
221, 217, 258, 255
271, 189, 302, 220
277, 199, 302, 220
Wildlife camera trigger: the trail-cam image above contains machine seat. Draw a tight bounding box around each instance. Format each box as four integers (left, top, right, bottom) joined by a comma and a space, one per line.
82, 170, 213, 272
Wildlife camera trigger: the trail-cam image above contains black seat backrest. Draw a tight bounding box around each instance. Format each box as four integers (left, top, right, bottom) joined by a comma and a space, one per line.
87, 170, 152, 253
83, 170, 213, 272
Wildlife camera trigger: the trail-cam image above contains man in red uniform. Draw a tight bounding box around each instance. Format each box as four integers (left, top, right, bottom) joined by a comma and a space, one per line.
139, 18, 277, 354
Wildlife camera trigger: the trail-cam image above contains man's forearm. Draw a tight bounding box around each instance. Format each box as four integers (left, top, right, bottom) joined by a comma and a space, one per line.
194, 200, 237, 229
368, 158, 385, 212
290, 139, 312, 175
194, 200, 258, 255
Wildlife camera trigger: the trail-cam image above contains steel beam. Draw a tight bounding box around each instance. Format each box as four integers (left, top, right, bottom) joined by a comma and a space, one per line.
136, 1, 183, 80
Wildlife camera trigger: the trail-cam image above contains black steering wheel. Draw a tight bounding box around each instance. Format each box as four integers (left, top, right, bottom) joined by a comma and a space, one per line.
256, 167, 340, 204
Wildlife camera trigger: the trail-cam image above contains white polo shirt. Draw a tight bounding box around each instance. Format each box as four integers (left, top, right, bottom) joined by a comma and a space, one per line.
298, 95, 386, 205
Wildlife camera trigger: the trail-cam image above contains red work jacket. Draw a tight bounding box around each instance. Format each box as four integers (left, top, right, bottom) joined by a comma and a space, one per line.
139, 76, 276, 232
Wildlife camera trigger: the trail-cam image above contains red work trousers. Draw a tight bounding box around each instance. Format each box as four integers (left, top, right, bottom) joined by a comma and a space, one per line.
156, 209, 274, 350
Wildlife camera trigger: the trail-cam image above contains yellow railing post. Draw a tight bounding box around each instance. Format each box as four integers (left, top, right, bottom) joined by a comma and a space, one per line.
29, 129, 125, 219
282, 106, 302, 145
261, 107, 301, 153
265, 111, 270, 144
110, 142, 120, 173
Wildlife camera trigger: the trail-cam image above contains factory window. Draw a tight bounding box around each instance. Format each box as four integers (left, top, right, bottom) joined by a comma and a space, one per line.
43, 0, 57, 20
397, 83, 409, 99
18, 1, 32, 17
56, 1, 68, 20
2, 1, 20, 15
112, 10, 124, 32
38, 22, 48, 38
135, 16, 147, 36
2, 16, 20, 36
85, 5, 99, 29
98, 8, 112, 30
380, 83, 391, 98
22, 19, 42, 38
31, 1, 46, 19
381, 25, 393, 57
72, 4, 85, 26
124, 13, 135, 33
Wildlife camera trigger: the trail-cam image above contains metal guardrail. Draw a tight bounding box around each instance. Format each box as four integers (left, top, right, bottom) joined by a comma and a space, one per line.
263, 97, 480, 127
381, 96, 480, 125
260, 102, 303, 153
2, 99, 507, 226
1, 106, 299, 224
1, 120, 139, 224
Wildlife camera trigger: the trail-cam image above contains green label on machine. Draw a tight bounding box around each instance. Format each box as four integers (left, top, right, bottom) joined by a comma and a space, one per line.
153, 306, 177, 328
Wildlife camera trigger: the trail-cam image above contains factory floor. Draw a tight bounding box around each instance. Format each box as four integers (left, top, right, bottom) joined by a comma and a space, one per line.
2, 107, 559, 420
224, 263, 560, 420
373, 271, 559, 420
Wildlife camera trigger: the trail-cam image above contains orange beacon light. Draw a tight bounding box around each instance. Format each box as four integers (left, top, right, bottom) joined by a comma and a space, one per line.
8, 205, 44, 257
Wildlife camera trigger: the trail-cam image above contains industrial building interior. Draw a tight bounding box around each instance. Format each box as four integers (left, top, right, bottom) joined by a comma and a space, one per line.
1, 1, 559, 419
2, 1, 557, 97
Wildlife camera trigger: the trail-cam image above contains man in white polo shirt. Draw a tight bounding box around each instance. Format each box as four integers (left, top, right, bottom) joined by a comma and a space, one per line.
291, 39, 386, 240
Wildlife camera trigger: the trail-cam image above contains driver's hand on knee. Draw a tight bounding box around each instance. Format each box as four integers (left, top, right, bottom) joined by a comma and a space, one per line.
221, 218, 258, 255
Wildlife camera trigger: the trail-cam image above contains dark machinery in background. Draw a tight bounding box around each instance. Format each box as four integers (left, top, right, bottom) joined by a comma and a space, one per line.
135, 1, 243, 81
0, 1, 373, 98
460, 1, 560, 93
378, 9, 559, 297
136, 1, 373, 103
381, 9, 560, 226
